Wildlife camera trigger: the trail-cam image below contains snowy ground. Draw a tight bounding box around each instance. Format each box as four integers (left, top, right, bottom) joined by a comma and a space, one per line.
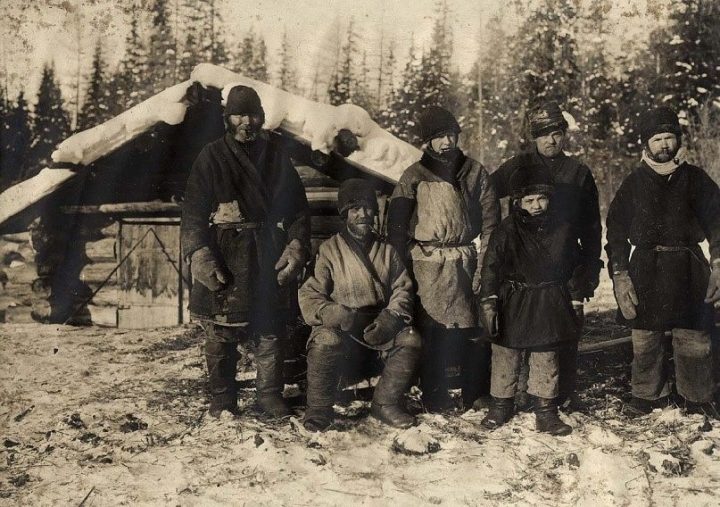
2, 317, 720, 506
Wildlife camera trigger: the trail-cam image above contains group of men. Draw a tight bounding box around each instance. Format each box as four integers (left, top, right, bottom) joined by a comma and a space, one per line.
180, 84, 720, 436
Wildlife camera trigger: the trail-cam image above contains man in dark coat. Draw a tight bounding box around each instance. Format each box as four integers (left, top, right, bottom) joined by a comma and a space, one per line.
479, 169, 579, 436
387, 106, 500, 411
299, 179, 421, 431
606, 106, 720, 418
181, 85, 311, 417
490, 101, 602, 411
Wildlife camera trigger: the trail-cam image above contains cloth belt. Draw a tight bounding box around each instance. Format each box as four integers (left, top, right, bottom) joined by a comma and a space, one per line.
213, 221, 264, 231
506, 279, 563, 291
635, 244, 708, 268
415, 239, 469, 248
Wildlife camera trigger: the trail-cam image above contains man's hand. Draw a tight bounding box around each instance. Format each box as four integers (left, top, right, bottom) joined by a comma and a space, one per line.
190, 246, 228, 291
472, 264, 483, 295
318, 304, 357, 332
275, 239, 306, 286
612, 271, 638, 320
705, 259, 720, 306
479, 297, 498, 338
363, 309, 405, 346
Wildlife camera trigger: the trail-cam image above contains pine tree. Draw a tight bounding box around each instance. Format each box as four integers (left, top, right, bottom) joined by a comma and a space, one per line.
27, 64, 71, 178
416, 0, 458, 113
178, 0, 205, 79
353, 50, 376, 116
77, 39, 111, 132
235, 28, 256, 73
327, 19, 356, 106
649, 0, 720, 120
0, 91, 32, 188
200, 0, 229, 65
112, 11, 150, 113
381, 38, 423, 143
148, 0, 177, 91
277, 29, 299, 93
248, 35, 268, 82
377, 37, 397, 111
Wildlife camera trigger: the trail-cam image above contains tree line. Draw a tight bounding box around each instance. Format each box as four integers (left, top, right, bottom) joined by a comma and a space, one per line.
1, 0, 719, 209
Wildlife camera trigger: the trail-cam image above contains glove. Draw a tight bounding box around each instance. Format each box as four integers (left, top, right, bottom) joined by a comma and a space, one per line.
363, 309, 406, 346
572, 301, 585, 328
275, 239, 307, 286
705, 259, 720, 305
479, 297, 498, 338
318, 304, 357, 332
190, 247, 228, 291
612, 271, 638, 320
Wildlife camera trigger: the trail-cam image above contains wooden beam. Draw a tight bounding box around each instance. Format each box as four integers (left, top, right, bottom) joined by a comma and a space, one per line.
61, 202, 181, 214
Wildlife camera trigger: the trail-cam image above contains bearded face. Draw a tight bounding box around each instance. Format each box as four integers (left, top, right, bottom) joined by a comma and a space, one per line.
646, 132, 679, 163
535, 130, 565, 158
345, 205, 377, 240
226, 114, 263, 143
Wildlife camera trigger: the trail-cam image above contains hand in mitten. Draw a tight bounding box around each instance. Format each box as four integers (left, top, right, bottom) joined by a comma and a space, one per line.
612, 271, 638, 320
275, 239, 307, 286
705, 260, 720, 305
479, 297, 498, 338
190, 246, 228, 291
318, 304, 357, 332
363, 309, 405, 346
572, 301, 585, 328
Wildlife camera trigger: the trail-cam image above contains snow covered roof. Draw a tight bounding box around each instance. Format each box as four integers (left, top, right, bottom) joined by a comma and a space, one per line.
0, 63, 421, 232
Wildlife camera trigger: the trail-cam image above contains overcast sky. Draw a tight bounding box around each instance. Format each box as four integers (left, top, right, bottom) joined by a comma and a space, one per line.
1, 0, 667, 108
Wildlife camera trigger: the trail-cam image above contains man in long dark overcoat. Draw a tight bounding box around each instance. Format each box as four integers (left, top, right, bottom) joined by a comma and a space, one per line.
181, 85, 311, 417
606, 106, 720, 418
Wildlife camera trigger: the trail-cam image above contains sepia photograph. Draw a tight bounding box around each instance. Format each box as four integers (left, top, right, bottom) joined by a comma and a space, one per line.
1, 0, 719, 504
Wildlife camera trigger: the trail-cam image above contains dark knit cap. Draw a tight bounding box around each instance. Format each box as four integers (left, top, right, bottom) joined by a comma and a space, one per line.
225, 85, 265, 121
528, 101, 569, 138
337, 179, 378, 216
417, 106, 461, 144
509, 165, 555, 199
639, 106, 681, 144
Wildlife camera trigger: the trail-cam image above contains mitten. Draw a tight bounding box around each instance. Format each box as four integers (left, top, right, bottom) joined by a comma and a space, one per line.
479, 297, 498, 338
612, 271, 638, 320
318, 304, 357, 332
275, 239, 307, 286
190, 247, 227, 291
363, 309, 405, 346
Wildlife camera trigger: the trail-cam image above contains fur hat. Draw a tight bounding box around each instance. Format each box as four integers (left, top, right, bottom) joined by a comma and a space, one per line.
337, 179, 378, 216
639, 106, 681, 144
509, 166, 555, 199
417, 106, 461, 144
225, 85, 265, 123
528, 101, 569, 138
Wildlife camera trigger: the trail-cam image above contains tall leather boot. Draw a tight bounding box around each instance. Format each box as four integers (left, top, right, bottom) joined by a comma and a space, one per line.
462, 337, 491, 410
371, 344, 421, 428
304, 340, 343, 432
420, 334, 453, 412
205, 341, 240, 417
535, 397, 572, 436
255, 335, 291, 417
480, 397, 515, 430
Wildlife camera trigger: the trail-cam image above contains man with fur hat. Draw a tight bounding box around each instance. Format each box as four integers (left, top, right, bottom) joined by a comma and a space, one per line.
479, 167, 581, 435
490, 101, 603, 411
181, 85, 311, 418
299, 179, 421, 431
387, 106, 500, 412
606, 106, 720, 418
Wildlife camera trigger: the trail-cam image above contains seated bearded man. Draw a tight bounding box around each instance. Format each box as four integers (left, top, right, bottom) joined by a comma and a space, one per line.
299, 179, 422, 432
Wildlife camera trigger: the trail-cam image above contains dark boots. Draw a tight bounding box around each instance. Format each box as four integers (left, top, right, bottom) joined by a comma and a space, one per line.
480, 397, 515, 430
535, 397, 572, 436
371, 344, 421, 428
461, 338, 491, 410
304, 340, 343, 432
255, 336, 291, 417
205, 341, 240, 417
420, 337, 453, 412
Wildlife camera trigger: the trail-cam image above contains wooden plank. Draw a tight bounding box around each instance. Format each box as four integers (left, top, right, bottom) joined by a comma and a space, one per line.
579, 336, 632, 354
117, 306, 178, 328
85, 237, 116, 262
61, 202, 181, 214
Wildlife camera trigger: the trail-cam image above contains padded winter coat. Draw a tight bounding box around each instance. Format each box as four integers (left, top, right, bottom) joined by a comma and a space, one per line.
491, 149, 602, 300
387, 150, 500, 329
181, 132, 310, 328
480, 209, 582, 349
605, 162, 720, 331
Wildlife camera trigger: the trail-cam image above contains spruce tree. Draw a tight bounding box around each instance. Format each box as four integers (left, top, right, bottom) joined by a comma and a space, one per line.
381, 38, 423, 143
113, 11, 150, 112
148, 0, 177, 91
178, 0, 205, 79
277, 29, 299, 93
77, 39, 111, 131
327, 19, 355, 106
248, 35, 268, 82
1, 91, 32, 188
27, 64, 71, 178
